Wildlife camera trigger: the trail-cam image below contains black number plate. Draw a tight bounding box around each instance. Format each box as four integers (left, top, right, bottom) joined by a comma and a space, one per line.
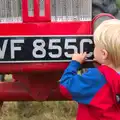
0, 36, 94, 63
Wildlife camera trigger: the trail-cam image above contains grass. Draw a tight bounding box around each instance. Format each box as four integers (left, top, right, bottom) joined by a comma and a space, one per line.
0, 101, 77, 120
0, 75, 77, 120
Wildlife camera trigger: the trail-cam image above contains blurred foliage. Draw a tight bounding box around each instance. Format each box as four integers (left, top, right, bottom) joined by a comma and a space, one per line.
116, 0, 120, 8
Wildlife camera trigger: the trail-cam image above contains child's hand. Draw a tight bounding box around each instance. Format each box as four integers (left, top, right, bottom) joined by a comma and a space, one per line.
72, 52, 87, 64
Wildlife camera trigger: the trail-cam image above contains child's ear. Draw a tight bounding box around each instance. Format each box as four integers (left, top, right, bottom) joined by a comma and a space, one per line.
101, 49, 108, 60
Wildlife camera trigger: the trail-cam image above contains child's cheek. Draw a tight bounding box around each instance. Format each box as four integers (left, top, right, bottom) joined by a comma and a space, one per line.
93, 48, 97, 58
93, 49, 100, 61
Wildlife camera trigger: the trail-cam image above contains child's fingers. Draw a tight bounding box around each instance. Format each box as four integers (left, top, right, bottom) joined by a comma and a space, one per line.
83, 52, 87, 58
79, 52, 86, 56
93, 58, 96, 61
83, 52, 87, 55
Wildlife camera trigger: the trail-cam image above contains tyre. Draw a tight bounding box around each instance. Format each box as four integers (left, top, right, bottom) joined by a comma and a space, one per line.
92, 0, 120, 19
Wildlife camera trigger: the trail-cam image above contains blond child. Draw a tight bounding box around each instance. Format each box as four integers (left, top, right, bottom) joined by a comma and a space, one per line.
59, 19, 120, 120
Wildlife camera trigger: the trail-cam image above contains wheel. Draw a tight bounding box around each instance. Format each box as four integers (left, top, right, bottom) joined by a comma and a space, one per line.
92, 0, 120, 19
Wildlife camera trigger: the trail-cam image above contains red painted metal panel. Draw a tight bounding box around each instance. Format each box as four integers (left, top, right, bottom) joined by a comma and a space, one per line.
0, 21, 92, 100
0, 22, 92, 35
22, 0, 51, 22
0, 73, 67, 101
0, 0, 93, 101
0, 82, 66, 101
0, 62, 94, 74
0, 63, 68, 73
0, 82, 33, 101
22, 0, 28, 22
34, 0, 39, 17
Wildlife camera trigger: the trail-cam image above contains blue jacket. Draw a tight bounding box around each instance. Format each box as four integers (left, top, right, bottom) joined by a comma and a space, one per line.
59, 60, 120, 120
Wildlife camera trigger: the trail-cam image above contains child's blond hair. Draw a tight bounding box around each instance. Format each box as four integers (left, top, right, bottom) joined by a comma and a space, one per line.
94, 19, 120, 67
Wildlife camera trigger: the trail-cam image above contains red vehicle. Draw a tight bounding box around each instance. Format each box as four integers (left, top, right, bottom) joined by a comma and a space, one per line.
0, 0, 116, 101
